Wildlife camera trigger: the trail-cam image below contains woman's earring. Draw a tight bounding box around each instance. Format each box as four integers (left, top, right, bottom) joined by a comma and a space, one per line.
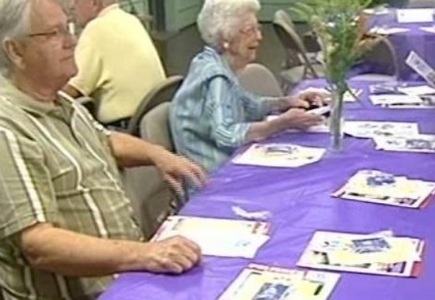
223, 42, 229, 49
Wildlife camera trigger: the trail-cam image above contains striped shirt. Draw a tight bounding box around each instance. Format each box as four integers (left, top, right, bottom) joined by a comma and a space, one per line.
0, 80, 143, 300
169, 47, 272, 175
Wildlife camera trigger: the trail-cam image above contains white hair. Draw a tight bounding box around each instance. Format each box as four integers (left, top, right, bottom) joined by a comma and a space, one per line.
197, 0, 260, 49
0, 0, 33, 77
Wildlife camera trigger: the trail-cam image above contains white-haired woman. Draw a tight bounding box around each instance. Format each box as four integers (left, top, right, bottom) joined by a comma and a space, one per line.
170, 0, 323, 180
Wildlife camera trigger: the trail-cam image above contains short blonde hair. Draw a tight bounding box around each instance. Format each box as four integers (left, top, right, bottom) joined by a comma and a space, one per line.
197, 0, 260, 49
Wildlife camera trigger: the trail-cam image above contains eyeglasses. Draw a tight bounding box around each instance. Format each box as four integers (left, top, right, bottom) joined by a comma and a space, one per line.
27, 26, 73, 40
240, 24, 262, 36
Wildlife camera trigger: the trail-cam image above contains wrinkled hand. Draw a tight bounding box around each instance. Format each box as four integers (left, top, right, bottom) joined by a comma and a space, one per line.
143, 236, 201, 274
285, 91, 327, 109
281, 108, 323, 130
154, 151, 206, 195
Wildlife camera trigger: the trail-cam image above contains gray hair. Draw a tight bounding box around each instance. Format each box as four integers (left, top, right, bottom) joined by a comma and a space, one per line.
197, 0, 260, 49
0, 0, 33, 77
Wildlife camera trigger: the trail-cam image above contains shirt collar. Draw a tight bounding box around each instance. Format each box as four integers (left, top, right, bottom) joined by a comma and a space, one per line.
203, 46, 239, 82
98, 3, 120, 18
1, 78, 74, 118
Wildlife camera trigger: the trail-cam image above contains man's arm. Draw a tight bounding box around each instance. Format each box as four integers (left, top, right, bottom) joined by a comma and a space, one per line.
110, 132, 206, 192
21, 223, 201, 276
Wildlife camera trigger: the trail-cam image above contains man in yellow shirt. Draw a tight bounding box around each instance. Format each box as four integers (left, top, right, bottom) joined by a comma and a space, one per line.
64, 0, 166, 128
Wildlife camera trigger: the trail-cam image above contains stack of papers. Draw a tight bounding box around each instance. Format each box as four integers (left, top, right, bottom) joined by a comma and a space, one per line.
344, 121, 419, 138
369, 94, 425, 107
369, 26, 409, 35
233, 143, 326, 168
419, 26, 435, 34
297, 231, 424, 277
332, 170, 435, 208
374, 134, 435, 153
396, 9, 434, 23
218, 264, 340, 300
153, 216, 270, 258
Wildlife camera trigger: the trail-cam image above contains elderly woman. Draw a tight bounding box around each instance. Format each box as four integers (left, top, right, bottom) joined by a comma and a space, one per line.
170, 0, 323, 177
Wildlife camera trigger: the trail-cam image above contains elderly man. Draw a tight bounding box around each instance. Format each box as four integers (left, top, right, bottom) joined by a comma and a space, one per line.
0, 0, 205, 299
63, 0, 166, 129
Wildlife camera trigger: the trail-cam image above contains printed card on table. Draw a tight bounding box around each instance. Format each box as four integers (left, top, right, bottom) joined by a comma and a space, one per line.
233, 143, 326, 168
153, 216, 271, 258
344, 121, 419, 139
396, 9, 434, 23
218, 263, 340, 300
297, 231, 424, 277
406, 51, 435, 87
332, 170, 435, 208
373, 135, 435, 153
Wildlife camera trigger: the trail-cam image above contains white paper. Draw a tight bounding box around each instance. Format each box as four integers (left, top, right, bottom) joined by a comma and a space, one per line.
218, 264, 340, 300
333, 170, 435, 208
232, 206, 272, 221
298, 87, 362, 102
297, 231, 424, 277
233, 143, 326, 168
153, 216, 271, 258
369, 26, 410, 35
374, 134, 435, 153
419, 26, 435, 34
344, 121, 419, 138
397, 9, 434, 23
397, 85, 435, 96
363, 8, 390, 15
406, 51, 435, 87
369, 94, 423, 106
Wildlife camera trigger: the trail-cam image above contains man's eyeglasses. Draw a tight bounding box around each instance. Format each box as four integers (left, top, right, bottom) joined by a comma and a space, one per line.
27, 26, 73, 40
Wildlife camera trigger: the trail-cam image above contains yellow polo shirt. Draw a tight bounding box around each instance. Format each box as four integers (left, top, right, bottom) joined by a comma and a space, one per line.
69, 4, 166, 123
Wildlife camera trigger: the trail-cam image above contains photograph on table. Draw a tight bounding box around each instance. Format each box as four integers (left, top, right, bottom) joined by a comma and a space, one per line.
297, 231, 424, 277
232, 143, 326, 168
374, 135, 435, 153
332, 170, 435, 208
218, 263, 340, 300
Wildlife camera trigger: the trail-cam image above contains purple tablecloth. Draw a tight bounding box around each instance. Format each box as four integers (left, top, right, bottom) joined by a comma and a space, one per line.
99, 80, 435, 300
368, 9, 435, 81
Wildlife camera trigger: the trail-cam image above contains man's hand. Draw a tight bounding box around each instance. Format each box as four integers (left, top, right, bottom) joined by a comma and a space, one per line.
280, 108, 323, 130
153, 151, 207, 195
142, 236, 201, 274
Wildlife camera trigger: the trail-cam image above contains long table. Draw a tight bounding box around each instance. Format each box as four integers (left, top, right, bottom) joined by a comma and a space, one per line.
99, 80, 435, 300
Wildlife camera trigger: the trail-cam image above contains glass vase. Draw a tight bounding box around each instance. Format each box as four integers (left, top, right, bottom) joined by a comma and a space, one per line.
329, 87, 345, 152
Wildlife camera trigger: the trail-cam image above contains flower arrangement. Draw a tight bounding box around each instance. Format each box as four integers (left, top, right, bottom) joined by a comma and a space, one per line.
292, 0, 381, 151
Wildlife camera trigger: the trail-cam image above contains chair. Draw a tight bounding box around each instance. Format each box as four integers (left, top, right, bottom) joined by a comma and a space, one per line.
272, 10, 325, 90
238, 63, 283, 97
350, 37, 399, 82
122, 102, 178, 239
127, 75, 183, 136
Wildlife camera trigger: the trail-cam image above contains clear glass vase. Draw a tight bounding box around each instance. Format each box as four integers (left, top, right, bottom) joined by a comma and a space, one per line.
329, 87, 345, 152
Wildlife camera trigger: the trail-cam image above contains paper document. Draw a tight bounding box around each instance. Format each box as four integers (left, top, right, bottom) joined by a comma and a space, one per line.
396, 9, 434, 23
333, 170, 435, 208
406, 51, 435, 87
344, 121, 419, 138
419, 26, 435, 34
363, 8, 390, 15
233, 143, 326, 168
218, 264, 340, 300
153, 216, 271, 258
369, 94, 423, 106
297, 231, 424, 277
369, 26, 409, 35
397, 85, 435, 96
374, 134, 435, 153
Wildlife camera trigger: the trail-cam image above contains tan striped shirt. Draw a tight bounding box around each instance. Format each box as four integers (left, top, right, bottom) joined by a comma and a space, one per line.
0, 80, 143, 300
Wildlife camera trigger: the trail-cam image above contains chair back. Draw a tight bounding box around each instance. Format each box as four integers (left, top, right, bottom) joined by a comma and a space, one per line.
127, 75, 183, 136
122, 102, 177, 239
274, 9, 295, 29
364, 37, 399, 79
238, 63, 283, 97
272, 11, 320, 78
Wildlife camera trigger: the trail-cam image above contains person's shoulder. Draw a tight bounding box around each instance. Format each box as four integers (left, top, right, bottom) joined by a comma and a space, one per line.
190, 48, 231, 80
